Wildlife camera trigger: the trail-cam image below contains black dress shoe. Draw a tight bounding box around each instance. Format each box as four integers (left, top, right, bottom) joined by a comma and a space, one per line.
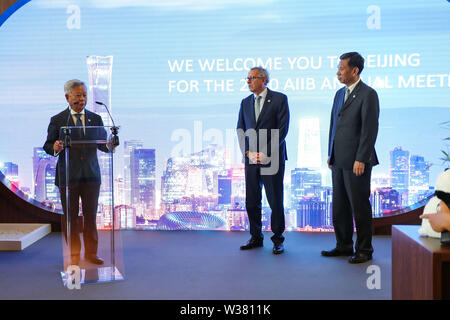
85, 254, 104, 265
348, 252, 372, 264
321, 247, 354, 257
273, 244, 284, 255
240, 239, 263, 250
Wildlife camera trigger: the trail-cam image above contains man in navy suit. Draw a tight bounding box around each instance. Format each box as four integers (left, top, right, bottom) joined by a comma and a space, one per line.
322, 52, 379, 264
44, 79, 113, 265
237, 67, 290, 254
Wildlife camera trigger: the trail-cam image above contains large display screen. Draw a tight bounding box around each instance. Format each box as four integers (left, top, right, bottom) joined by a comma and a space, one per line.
0, 0, 449, 231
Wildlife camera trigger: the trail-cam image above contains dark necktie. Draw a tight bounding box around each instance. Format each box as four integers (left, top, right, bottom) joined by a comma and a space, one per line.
74, 113, 83, 127
344, 88, 350, 103
254, 95, 262, 121
74, 113, 84, 136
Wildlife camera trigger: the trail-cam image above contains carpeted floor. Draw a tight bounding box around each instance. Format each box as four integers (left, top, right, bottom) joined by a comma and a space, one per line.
0, 230, 392, 300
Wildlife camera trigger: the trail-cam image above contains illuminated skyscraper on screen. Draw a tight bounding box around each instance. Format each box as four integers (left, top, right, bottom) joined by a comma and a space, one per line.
1, 161, 19, 187
131, 148, 156, 214
161, 156, 190, 206
371, 187, 401, 217
291, 118, 323, 222
296, 196, 326, 229
161, 145, 226, 213
218, 169, 232, 205
409, 154, 431, 204
409, 155, 430, 187
124, 140, 144, 205
32, 147, 58, 204
390, 146, 410, 205
291, 168, 322, 205
86, 55, 114, 206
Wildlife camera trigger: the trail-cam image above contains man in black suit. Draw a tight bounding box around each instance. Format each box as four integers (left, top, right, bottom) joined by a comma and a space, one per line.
322, 52, 379, 264
44, 79, 114, 265
237, 67, 290, 254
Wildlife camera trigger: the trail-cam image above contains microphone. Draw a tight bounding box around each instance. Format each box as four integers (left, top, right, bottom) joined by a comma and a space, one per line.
95, 101, 119, 147
95, 101, 116, 127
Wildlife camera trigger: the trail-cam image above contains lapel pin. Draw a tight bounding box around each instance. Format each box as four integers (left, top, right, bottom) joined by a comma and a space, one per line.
268, 99, 271, 103
88, 118, 91, 122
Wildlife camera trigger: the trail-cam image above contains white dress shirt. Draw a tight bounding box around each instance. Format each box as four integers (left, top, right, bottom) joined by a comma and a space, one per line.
346, 78, 361, 95
70, 107, 86, 127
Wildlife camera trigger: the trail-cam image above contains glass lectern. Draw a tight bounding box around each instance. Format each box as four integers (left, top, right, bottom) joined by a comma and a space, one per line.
58, 126, 124, 286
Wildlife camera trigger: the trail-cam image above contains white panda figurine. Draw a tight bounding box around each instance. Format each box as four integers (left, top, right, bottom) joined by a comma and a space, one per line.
418, 169, 450, 238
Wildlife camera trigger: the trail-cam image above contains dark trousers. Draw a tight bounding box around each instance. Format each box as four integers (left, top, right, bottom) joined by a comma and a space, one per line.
331, 165, 373, 255
245, 163, 285, 245
59, 182, 100, 257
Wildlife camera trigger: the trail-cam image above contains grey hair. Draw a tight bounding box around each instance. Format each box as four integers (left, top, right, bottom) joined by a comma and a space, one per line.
64, 79, 87, 94
250, 66, 269, 85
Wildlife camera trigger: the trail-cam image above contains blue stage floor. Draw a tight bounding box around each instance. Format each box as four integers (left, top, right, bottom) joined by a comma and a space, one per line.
0, 230, 392, 300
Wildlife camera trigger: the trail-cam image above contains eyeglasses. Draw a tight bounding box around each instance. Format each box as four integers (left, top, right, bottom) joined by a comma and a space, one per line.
246, 76, 264, 81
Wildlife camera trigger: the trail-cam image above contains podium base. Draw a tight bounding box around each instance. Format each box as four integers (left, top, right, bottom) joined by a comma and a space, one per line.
61, 266, 124, 287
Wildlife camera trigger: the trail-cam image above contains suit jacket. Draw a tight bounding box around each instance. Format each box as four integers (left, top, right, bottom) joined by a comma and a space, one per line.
43, 107, 109, 187
237, 88, 290, 166
328, 80, 379, 170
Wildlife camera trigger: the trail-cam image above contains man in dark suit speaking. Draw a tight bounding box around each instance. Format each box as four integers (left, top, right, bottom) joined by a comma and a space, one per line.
237, 67, 290, 255
322, 52, 379, 264
44, 79, 114, 265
